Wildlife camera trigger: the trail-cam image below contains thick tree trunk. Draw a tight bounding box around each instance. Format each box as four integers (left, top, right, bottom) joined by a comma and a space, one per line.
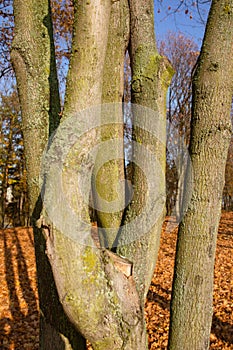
168, 1, 233, 349
11, 1, 85, 348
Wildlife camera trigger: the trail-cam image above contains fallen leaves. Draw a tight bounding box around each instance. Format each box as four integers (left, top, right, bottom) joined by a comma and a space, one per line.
0, 212, 233, 349
0, 227, 39, 349
145, 212, 233, 350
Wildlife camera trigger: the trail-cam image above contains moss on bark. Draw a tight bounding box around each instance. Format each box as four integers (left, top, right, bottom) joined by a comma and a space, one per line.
93, 0, 130, 249
117, 0, 173, 305
11, 0, 85, 348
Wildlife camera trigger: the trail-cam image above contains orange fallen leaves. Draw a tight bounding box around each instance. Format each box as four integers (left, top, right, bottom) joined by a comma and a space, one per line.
1, 212, 233, 349
0, 227, 39, 349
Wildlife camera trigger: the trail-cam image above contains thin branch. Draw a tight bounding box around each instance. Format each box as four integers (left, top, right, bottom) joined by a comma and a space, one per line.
0, 66, 12, 79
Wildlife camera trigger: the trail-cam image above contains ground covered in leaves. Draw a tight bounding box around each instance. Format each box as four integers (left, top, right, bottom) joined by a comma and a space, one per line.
0, 212, 233, 349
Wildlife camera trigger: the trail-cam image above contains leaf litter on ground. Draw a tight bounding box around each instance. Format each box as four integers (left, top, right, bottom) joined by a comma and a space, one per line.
0, 212, 233, 349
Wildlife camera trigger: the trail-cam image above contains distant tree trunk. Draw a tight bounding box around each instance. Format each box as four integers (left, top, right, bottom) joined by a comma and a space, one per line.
0, 164, 8, 228
1, 164, 8, 228
11, 0, 85, 348
168, 1, 233, 349
1, 116, 13, 228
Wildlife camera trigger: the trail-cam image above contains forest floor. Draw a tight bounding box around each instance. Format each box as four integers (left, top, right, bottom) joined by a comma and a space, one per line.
0, 212, 232, 349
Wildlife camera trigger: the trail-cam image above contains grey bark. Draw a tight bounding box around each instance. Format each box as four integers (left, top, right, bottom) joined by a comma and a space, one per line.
117, 0, 173, 304
168, 1, 233, 349
11, 0, 85, 348
41, 0, 147, 348
93, 0, 130, 249
12, 0, 173, 349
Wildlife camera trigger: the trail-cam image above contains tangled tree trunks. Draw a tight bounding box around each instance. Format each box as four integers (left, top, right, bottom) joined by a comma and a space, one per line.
11, 0, 171, 349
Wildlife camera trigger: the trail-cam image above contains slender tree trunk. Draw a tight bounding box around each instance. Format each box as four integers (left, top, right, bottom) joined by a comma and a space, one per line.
61, 0, 113, 230
117, 0, 173, 303
1, 116, 14, 228
1, 163, 8, 228
11, 0, 85, 348
63, 0, 111, 116
168, 1, 233, 349
93, 0, 130, 249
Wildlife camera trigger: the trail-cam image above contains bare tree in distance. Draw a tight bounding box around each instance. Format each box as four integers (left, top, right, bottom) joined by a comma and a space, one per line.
159, 32, 199, 217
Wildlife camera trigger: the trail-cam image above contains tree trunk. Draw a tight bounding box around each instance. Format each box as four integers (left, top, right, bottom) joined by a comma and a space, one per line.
61, 0, 113, 229
40, 0, 148, 348
11, 0, 85, 348
0, 114, 14, 228
12, 0, 172, 349
168, 1, 233, 349
93, 0, 130, 249
117, 0, 173, 304
63, 0, 111, 115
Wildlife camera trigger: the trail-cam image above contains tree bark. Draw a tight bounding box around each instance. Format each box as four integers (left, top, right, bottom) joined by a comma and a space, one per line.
168, 1, 233, 349
93, 0, 130, 249
63, 0, 111, 116
11, 0, 173, 349
11, 0, 85, 348
117, 0, 173, 304
61, 0, 113, 229
40, 0, 148, 348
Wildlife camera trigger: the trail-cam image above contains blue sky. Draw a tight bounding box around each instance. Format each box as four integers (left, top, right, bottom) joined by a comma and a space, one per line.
0, 1, 211, 94
153, 0, 211, 48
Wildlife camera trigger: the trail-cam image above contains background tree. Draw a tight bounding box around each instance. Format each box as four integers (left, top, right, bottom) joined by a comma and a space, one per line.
223, 141, 233, 210
0, 88, 29, 228
156, 0, 210, 26
159, 32, 199, 217
0, 0, 14, 79
50, 0, 73, 97
223, 113, 233, 210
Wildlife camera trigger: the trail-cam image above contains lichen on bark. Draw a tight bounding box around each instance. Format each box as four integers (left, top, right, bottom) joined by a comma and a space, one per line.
93, 0, 130, 249
117, 0, 174, 305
